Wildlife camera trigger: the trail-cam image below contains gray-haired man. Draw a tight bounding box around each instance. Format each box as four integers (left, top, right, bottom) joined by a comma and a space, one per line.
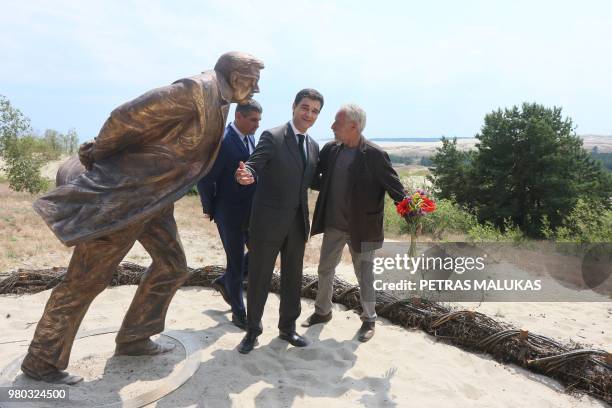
304, 104, 405, 342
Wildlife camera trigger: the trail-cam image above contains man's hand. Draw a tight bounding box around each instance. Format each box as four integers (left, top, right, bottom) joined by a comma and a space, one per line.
78, 141, 95, 171
235, 161, 254, 185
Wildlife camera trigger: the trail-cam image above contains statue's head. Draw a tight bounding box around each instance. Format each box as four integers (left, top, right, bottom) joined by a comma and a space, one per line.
215, 52, 264, 104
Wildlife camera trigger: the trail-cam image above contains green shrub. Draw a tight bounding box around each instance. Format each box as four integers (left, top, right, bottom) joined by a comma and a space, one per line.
385, 197, 482, 239
385, 189, 529, 243
2, 136, 50, 194
467, 218, 525, 243
552, 199, 612, 243
4, 153, 49, 193
417, 199, 477, 238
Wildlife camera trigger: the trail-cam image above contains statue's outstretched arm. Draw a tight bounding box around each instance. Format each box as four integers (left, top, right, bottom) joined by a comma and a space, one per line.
81, 81, 196, 167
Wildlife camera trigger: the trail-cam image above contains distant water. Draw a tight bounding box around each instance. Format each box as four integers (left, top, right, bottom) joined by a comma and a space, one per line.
314, 137, 473, 143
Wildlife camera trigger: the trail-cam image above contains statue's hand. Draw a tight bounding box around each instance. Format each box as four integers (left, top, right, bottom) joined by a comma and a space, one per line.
78, 141, 95, 171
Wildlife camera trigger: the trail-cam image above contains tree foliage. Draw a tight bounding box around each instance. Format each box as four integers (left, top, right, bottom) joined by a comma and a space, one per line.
1, 95, 79, 193
427, 137, 471, 202
590, 149, 612, 172
0, 95, 31, 153
429, 103, 612, 237
553, 198, 612, 243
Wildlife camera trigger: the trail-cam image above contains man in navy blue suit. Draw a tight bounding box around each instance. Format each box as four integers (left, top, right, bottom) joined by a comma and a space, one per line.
197, 100, 262, 329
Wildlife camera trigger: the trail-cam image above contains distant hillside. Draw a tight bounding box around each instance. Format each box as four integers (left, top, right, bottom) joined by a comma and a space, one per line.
370, 137, 473, 143
376, 134, 612, 155
579, 134, 612, 153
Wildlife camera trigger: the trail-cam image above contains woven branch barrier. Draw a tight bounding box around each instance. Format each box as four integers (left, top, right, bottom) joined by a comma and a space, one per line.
1, 262, 610, 404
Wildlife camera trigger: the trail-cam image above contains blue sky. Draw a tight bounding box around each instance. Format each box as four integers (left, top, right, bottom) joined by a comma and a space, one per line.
1, 0, 611, 142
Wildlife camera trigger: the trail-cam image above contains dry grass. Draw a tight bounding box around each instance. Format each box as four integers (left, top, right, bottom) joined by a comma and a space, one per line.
0, 184, 354, 275
0, 183, 73, 273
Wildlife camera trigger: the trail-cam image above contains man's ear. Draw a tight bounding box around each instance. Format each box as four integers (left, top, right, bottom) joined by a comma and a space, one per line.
229, 71, 240, 87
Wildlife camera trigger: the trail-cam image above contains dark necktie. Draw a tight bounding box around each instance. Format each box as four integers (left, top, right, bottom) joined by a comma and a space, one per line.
243, 136, 250, 154
297, 134, 306, 168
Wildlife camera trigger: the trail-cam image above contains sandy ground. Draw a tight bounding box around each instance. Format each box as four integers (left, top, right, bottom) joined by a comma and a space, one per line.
0, 225, 609, 407
0, 286, 607, 408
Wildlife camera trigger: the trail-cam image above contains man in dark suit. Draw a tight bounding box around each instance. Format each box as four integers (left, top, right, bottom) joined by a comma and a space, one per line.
197, 100, 262, 329
302, 103, 405, 342
235, 89, 323, 353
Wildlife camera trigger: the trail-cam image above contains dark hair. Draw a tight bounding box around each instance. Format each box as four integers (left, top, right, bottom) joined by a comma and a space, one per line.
236, 99, 262, 115
214, 51, 264, 81
293, 88, 324, 109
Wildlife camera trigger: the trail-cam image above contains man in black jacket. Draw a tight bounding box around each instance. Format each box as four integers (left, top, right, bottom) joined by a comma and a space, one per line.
303, 103, 405, 342
235, 89, 323, 353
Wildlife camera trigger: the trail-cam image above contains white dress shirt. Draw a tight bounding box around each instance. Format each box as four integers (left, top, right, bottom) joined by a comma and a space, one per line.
230, 122, 254, 154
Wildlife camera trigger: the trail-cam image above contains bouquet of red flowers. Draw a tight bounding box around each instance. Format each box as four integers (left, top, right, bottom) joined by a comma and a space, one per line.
396, 189, 436, 257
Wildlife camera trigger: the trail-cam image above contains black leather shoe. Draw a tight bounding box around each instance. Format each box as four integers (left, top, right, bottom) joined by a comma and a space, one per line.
357, 321, 375, 342
211, 279, 231, 306
238, 331, 258, 354
301, 311, 332, 327
232, 313, 247, 330
278, 331, 309, 347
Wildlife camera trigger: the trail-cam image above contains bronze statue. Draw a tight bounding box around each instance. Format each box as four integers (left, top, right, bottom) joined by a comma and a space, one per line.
21, 52, 264, 385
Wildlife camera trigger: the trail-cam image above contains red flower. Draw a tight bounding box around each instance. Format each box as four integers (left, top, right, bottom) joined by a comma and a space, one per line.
396, 198, 410, 217
421, 197, 436, 213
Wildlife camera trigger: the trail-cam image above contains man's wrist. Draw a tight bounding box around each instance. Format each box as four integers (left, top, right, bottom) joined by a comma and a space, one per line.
244, 165, 256, 179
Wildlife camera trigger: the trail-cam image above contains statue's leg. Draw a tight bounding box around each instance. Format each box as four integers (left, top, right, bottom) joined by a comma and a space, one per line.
115, 205, 188, 354
21, 228, 140, 383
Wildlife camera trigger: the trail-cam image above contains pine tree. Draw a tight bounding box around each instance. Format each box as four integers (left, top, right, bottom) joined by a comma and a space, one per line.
428, 136, 470, 202
471, 103, 611, 236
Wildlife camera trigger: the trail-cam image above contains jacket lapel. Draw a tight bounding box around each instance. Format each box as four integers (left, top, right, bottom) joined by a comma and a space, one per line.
320, 142, 341, 197
331, 142, 342, 167
348, 136, 367, 187
307, 136, 317, 168
227, 125, 250, 159
302, 134, 318, 181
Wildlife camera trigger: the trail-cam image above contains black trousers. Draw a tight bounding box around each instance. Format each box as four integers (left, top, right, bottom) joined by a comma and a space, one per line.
246, 210, 305, 335
215, 222, 248, 317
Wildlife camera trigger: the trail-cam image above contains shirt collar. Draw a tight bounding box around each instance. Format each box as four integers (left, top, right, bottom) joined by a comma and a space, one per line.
290, 120, 308, 139
230, 122, 247, 139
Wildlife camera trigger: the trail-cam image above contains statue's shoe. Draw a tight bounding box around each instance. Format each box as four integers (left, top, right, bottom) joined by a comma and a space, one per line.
115, 338, 175, 356
21, 354, 83, 385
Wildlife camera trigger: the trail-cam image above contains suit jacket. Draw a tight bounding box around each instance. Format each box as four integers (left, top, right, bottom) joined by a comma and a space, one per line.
33, 71, 231, 246
197, 125, 255, 228
311, 137, 405, 253
246, 122, 319, 243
